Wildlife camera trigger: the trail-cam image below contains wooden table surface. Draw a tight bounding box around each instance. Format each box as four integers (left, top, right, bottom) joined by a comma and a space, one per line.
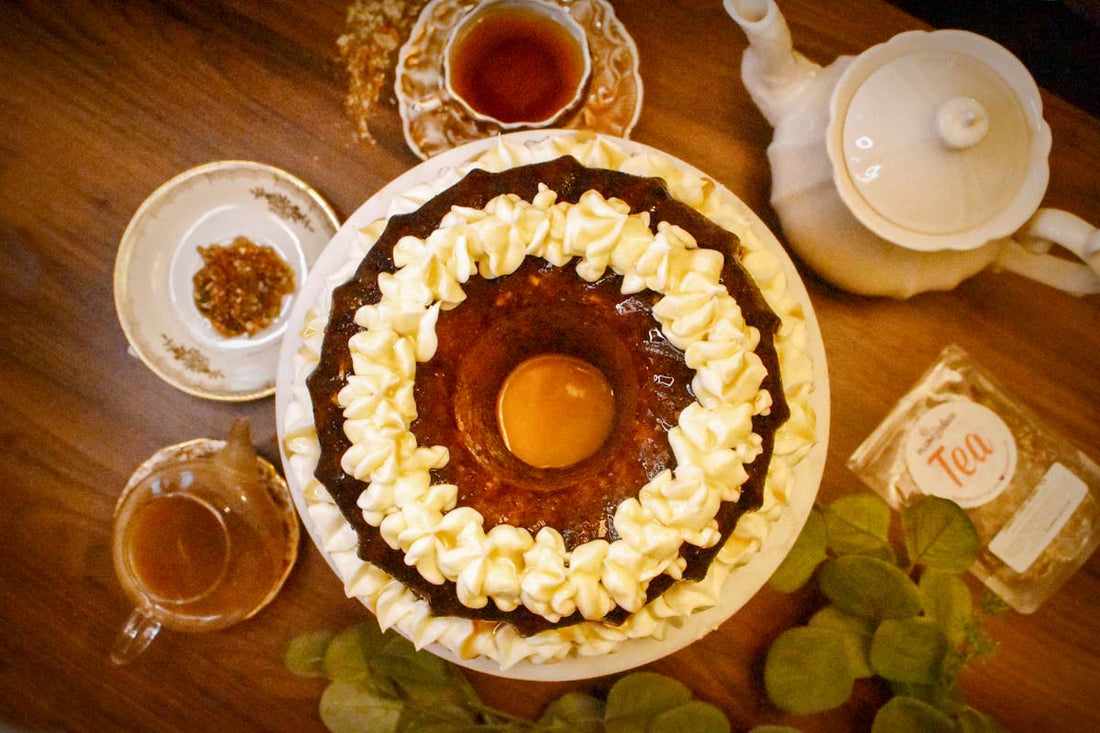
2, 1, 1098, 731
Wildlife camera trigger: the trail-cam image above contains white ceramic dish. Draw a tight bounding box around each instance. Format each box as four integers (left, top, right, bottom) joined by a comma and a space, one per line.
441, 0, 593, 130
395, 0, 643, 159
275, 131, 829, 680
114, 161, 339, 401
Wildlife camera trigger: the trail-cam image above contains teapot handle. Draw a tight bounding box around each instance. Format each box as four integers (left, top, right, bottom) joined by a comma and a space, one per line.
995, 208, 1100, 295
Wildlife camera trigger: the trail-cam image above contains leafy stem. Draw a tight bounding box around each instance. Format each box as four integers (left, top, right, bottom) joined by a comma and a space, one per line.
763, 492, 1004, 732
472, 702, 539, 729
283, 492, 1006, 733
285, 624, 732, 733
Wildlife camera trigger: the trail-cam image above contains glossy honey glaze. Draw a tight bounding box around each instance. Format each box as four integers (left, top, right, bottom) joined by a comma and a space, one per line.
307, 157, 788, 633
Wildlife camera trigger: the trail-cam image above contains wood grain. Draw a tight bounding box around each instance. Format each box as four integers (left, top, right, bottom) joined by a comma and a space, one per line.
1, 1, 1097, 731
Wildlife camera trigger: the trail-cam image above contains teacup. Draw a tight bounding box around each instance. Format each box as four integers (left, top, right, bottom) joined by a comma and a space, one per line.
109, 423, 298, 664
444, 0, 592, 129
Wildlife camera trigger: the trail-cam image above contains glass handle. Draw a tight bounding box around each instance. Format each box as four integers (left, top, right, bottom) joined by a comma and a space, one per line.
110, 609, 162, 665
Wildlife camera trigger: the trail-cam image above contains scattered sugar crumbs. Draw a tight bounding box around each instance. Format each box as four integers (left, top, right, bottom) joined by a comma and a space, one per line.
337, 0, 428, 143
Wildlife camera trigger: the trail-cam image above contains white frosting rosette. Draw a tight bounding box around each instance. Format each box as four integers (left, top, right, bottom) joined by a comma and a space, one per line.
281, 132, 818, 671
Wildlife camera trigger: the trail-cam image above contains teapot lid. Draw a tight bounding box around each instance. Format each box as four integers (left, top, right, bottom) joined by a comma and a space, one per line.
827, 30, 1051, 252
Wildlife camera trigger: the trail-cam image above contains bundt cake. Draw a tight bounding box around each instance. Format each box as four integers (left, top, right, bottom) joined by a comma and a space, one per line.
282, 133, 817, 667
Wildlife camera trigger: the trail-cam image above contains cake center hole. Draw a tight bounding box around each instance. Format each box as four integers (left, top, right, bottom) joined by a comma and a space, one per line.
496, 354, 615, 469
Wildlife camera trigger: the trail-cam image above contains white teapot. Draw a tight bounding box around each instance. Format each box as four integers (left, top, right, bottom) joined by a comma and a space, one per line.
724, 0, 1100, 298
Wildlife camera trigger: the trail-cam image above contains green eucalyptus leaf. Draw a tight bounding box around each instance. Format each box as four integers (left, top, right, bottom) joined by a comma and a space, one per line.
320, 679, 403, 733
818, 556, 923, 620
396, 723, 481, 733
605, 672, 693, 732
604, 717, 647, 733
647, 701, 731, 733
824, 493, 894, 558
870, 696, 954, 733
808, 605, 876, 636
370, 635, 456, 692
870, 618, 948, 684
769, 508, 828, 592
890, 680, 967, 716
807, 606, 874, 679
979, 588, 1011, 616
902, 496, 980, 572
963, 622, 998, 658
359, 617, 391, 655
323, 625, 374, 682
539, 692, 604, 732
763, 626, 856, 715
395, 702, 479, 733
284, 629, 336, 678
956, 707, 1005, 733
919, 570, 973, 645
939, 648, 970, 683
849, 542, 898, 564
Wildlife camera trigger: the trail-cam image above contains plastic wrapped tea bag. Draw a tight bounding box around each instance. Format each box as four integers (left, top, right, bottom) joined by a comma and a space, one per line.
848, 345, 1100, 612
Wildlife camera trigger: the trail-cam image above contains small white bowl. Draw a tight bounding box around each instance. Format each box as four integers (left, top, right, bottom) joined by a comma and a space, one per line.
114, 161, 339, 401
394, 0, 643, 160
443, 0, 592, 130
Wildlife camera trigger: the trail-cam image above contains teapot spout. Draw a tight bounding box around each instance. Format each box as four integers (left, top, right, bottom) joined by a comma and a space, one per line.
724, 0, 821, 126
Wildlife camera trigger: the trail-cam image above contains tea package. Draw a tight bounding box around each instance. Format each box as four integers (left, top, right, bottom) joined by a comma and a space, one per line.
848, 345, 1100, 612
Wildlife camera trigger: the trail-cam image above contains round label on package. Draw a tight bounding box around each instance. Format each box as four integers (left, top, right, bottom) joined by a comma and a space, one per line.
904, 400, 1018, 508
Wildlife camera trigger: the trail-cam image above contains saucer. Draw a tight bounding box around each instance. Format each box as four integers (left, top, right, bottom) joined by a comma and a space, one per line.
395, 0, 643, 159
114, 161, 339, 401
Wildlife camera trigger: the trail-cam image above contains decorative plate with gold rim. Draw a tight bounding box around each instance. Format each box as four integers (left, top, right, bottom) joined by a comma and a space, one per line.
276, 131, 829, 680
114, 161, 339, 401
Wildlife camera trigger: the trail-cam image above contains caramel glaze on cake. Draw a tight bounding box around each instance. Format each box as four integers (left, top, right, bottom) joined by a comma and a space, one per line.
307, 156, 789, 635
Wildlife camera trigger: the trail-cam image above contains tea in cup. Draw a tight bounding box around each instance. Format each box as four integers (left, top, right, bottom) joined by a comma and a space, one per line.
110, 420, 299, 664
444, 0, 592, 129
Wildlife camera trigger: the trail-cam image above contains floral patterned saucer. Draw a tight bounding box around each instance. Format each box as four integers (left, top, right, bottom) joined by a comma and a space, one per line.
395, 0, 643, 159
114, 161, 339, 401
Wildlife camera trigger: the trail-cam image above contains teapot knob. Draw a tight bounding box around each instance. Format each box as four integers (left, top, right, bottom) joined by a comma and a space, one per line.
935, 97, 989, 150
